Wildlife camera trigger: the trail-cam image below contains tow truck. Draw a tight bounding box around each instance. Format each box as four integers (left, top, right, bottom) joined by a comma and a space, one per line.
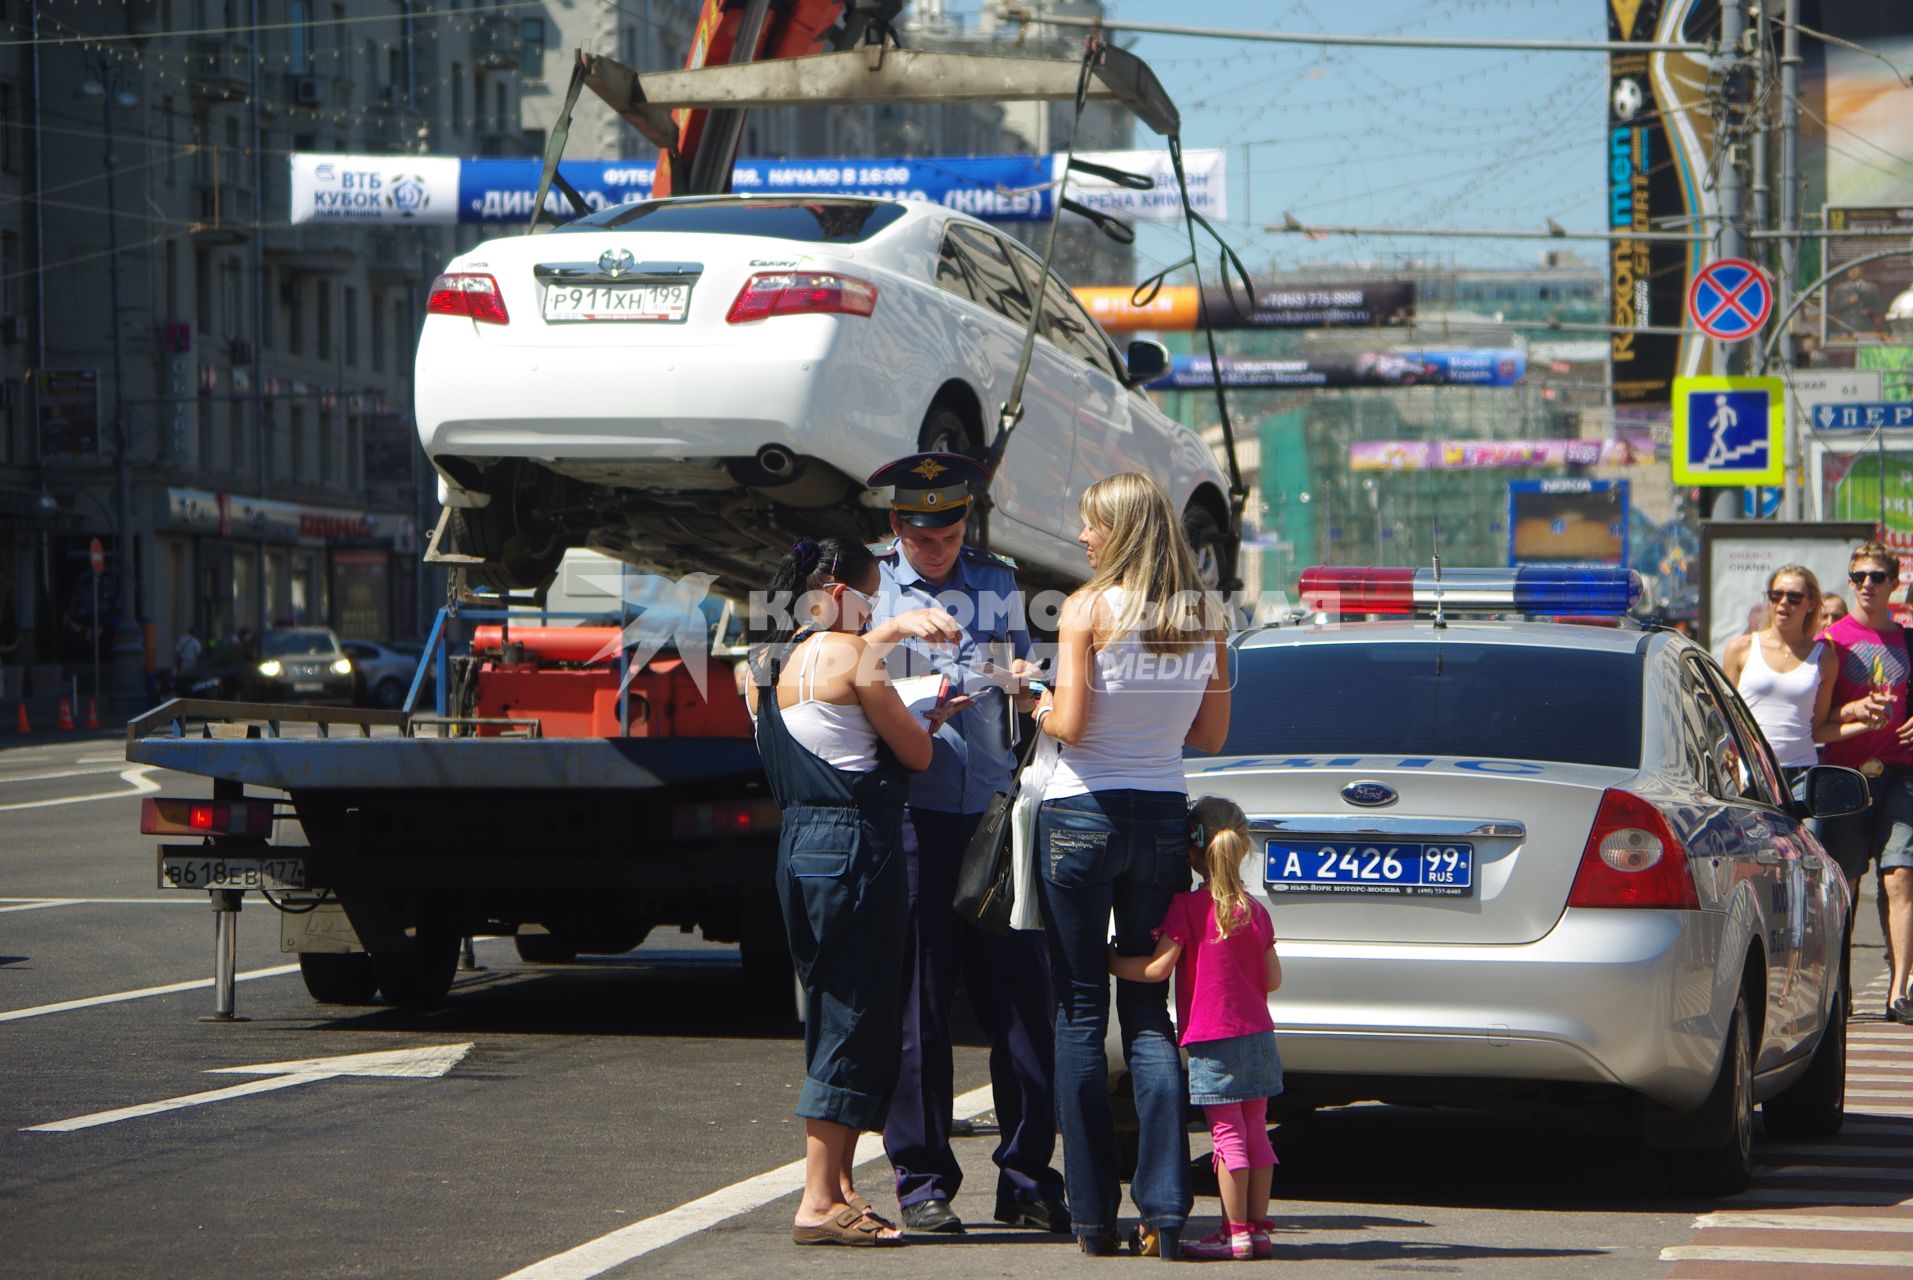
128, 0, 1249, 1017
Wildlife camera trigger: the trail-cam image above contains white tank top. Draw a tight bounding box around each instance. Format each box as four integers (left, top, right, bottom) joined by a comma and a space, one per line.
1736, 636, 1822, 768
778, 636, 881, 773
1043, 587, 1212, 800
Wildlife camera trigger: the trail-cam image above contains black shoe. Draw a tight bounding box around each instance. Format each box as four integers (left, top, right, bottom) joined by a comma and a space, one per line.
1891, 997, 1913, 1026
1079, 1232, 1122, 1256
901, 1198, 965, 1234
995, 1196, 1070, 1233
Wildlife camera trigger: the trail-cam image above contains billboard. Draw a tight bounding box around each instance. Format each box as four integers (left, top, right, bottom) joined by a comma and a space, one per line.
289, 149, 1226, 227
1352, 439, 1649, 471
1822, 205, 1913, 347
1507, 478, 1628, 568
1150, 349, 1523, 391
1607, 0, 1717, 406
1074, 282, 1415, 333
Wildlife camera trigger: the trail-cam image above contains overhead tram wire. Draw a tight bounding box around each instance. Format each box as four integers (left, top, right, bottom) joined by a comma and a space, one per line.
0, 2, 545, 48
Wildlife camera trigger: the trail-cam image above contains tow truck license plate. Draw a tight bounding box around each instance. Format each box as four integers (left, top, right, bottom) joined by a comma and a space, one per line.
1265, 840, 1473, 896
159, 854, 306, 891
543, 282, 691, 323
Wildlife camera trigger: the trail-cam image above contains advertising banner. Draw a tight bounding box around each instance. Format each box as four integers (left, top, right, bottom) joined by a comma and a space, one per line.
1507, 478, 1628, 568
1151, 349, 1522, 391
1350, 438, 1651, 471
1074, 281, 1415, 333
35, 370, 100, 461
289, 150, 1226, 227
1608, 0, 1716, 406
1822, 205, 1913, 346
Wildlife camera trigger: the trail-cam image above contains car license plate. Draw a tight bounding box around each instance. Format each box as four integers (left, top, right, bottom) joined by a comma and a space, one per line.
1265, 840, 1473, 897
159, 854, 306, 891
293, 682, 323, 693
542, 282, 691, 323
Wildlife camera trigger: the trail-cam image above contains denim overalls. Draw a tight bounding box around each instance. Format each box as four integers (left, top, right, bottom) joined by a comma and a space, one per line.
757, 634, 911, 1131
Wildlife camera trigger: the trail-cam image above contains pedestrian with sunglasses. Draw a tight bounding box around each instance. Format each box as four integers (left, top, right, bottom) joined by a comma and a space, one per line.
1817, 541, 1913, 1022
1724, 566, 1868, 775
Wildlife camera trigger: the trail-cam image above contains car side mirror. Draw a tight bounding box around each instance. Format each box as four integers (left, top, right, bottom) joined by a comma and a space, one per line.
1124, 339, 1170, 388
1801, 764, 1869, 819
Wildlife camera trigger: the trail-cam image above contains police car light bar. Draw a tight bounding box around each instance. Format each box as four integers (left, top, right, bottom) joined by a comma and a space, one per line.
1298, 567, 1643, 617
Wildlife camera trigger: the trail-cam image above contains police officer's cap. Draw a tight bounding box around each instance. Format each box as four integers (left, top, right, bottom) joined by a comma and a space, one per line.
867, 452, 988, 529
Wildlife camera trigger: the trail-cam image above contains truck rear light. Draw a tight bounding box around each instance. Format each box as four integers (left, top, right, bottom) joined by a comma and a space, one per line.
1566, 788, 1699, 909
141, 796, 275, 839
427, 273, 509, 325
672, 798, 781, 841
725, 272, 877, 323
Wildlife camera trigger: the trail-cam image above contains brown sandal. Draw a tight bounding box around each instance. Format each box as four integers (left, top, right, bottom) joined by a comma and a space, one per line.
845, 1194, 897, 1230
792, 1205, 903, 1247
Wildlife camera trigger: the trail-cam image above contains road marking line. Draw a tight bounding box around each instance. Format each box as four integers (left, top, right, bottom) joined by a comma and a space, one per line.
0, 964, 300, 1023
495, 1083, 998, 1280
0, 767, 160, 811
0, 764, 133, 784
1763, 1145, 1913, 1160
0, 898, 202, 913
1695, 1213, 1913, 1233
1661, 1244, 1913, 1266
1849, 1074, 1913, 1085
1735, 1189, 1913, 1205
1757, 1165, 1913, 1180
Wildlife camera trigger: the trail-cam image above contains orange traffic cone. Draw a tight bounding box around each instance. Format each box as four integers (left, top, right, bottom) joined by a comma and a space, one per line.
84, 699, 101, 730
56, 697, 75, 731
13, 703, 29, 733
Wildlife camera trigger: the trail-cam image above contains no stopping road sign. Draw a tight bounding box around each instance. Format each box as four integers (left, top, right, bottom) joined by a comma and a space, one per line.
1687, 258, 1772, 343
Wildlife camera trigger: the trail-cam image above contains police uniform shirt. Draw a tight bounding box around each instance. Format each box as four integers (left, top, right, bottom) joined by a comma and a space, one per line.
874, 543, 1032, 815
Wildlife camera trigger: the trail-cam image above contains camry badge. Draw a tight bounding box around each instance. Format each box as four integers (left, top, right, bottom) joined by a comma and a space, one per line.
1341, 781, 1398, 808
598, 248, 635, 277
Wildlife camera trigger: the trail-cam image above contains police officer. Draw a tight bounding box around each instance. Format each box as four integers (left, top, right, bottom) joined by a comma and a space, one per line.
864, 452, 1068, 1235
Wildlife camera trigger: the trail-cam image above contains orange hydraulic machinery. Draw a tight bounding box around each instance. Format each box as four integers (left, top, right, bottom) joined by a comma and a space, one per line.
469, 626, 752, 740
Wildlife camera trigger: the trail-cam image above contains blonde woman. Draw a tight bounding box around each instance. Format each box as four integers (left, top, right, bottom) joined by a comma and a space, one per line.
1722, 565, 1880, 778
1030, 473, 1231, 1258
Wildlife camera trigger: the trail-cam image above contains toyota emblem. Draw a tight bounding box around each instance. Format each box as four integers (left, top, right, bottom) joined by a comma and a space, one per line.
598, 248, 635, 277
1340, 781, 1398, 808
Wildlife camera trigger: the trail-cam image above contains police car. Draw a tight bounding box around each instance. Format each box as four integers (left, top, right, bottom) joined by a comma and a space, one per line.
1193, 566, 1863, 1194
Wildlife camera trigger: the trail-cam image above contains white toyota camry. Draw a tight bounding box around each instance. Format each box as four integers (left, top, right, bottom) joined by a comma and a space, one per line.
414, 195, 1235, 591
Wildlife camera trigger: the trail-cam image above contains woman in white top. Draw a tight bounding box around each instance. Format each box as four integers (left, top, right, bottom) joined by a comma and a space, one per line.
1723, 564, 1877, 779
746, 536, 965, 1248
1030, 473, 1231, 1258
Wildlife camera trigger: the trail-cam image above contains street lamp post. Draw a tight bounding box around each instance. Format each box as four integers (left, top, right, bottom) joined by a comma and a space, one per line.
82, 64, 143, 705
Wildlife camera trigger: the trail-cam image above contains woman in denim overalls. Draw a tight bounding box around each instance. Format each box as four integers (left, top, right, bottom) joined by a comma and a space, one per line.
751, 537, 961, 1246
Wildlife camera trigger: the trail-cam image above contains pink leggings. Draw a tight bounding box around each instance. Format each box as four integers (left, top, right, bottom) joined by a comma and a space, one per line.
1204, 1098, 1277, 1172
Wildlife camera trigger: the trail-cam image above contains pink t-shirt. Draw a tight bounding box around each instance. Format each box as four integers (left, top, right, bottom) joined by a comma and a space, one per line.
1822, 614, 1913, 770
1155, 890, 1277, 1047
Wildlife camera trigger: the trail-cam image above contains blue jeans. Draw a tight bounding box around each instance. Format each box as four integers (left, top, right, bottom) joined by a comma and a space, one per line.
1036, 788, 1193, 1236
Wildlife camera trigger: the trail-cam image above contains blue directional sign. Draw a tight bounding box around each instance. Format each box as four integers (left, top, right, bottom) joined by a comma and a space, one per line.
1670, 375, 1784, 486
1687, 258, 1773, 343
1811, 401, 1913, 432
1742, 486, 1783, 518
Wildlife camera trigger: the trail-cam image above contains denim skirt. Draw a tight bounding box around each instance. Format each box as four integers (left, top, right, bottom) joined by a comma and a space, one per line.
1186, 1031, 1284, 1106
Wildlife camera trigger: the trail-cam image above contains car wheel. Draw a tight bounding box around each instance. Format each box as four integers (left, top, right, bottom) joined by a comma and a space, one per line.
1182, 501, 1235, 592
452, 462, 564, 592
1663, 988, 1755, 1195
917, 401, 990, 549
371, 930, 461, 1011
513, 930, 580, 965
297, 952, 379, 1005
1762, 984, 1846, 1140
373, 678, 405, 709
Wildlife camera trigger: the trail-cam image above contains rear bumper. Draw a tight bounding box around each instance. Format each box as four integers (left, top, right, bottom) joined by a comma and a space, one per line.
1268, 909, 1729, 1112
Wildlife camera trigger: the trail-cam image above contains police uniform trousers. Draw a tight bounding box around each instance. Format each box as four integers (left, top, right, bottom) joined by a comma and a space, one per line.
884, 805, 1064, 1210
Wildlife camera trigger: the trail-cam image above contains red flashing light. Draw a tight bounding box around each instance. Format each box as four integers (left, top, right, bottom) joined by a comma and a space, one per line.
1566, 789, 1700, 909
189, 803, 216, 831
427, 273, 510, 325
1298, 566, 1415, 615
141, 796, 275, 839
725, 272, 878, 324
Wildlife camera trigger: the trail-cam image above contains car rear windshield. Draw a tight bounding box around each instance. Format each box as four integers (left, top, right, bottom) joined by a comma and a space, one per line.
262, 629, 339, 658
1220, 641, 1642, 768
555, 198, 907, 242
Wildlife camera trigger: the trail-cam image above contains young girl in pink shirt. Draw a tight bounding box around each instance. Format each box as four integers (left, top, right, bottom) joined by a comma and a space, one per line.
1110, 796, 1283, 1261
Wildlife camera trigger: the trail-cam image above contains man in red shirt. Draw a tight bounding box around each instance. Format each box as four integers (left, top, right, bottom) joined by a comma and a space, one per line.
1819, 540, 1913, 1022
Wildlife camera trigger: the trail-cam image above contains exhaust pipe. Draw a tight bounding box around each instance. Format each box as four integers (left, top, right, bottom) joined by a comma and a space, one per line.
756, 445, 797, 478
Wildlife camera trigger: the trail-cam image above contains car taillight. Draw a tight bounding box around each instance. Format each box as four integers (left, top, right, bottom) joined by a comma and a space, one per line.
1566, 788, 1699, 909
725, 272, 878, 323
427, 273, 509, 325
141, 796, 275, 839
672, 798, 782, 841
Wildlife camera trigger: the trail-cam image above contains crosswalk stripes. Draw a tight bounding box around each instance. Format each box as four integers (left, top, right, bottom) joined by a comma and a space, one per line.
1662, 973, 1913, 1276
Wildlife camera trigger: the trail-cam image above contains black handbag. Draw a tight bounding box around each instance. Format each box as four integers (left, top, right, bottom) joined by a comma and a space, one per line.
952, 730, 1041, 935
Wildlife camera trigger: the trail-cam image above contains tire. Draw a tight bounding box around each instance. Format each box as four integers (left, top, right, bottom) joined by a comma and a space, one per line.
452, 463, 564, 592
917, 401, 990, 549
1763, 986, 1846, 1140
373, 678, 405, 710
1182, 501, 1235, 593
1663, 989, 1756, 1196
298, 952, 379, 1005
514, 931, 580, 965
371, 931, 461, 1011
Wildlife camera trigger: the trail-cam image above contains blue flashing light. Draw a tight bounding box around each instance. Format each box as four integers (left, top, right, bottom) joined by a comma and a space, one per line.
1508, 567, 1642, 615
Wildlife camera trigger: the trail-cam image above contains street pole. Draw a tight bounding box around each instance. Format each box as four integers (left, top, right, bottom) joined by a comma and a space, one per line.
100, 73, 142, 704
1778, 0, 1804, 518
1710, 1, 1749, 521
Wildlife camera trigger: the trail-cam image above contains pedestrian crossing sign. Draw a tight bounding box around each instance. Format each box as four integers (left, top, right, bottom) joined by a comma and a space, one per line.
1670, 375, 1784, 486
